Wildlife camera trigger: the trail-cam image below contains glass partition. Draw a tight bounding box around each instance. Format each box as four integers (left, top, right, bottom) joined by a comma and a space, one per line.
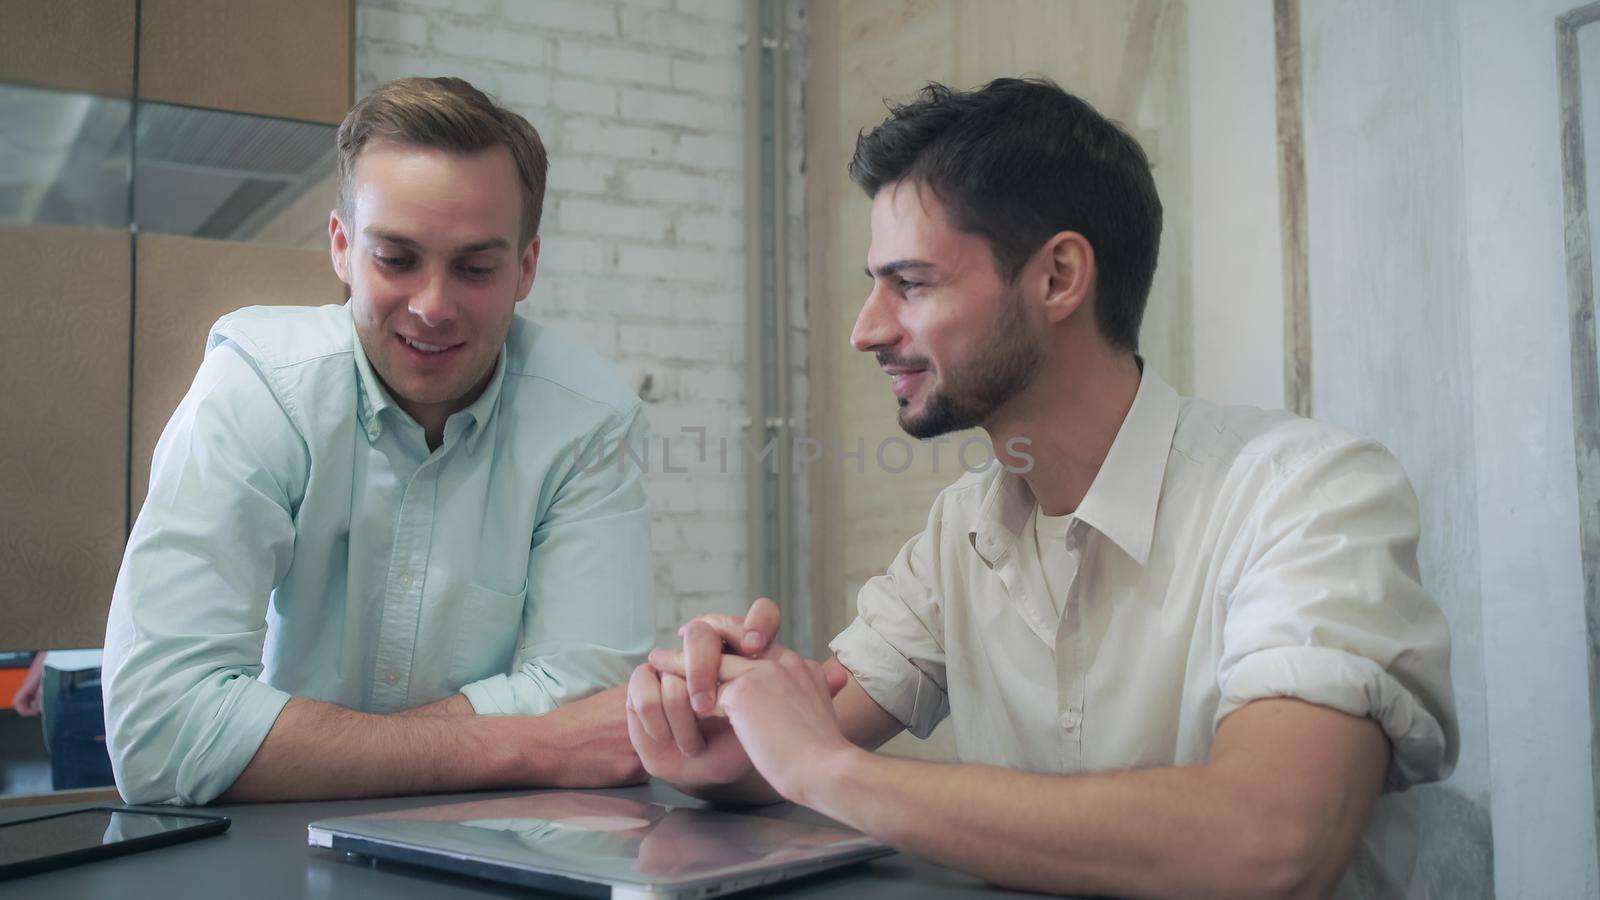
0, 83, 130, 232
133, 103, 336, 248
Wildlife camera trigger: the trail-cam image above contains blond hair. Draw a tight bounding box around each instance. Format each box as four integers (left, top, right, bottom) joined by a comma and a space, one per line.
336, 77, 549, 247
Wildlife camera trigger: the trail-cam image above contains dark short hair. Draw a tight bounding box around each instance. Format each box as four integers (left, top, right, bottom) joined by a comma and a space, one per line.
337, 77, 549, 248
849, 77, 1162, 352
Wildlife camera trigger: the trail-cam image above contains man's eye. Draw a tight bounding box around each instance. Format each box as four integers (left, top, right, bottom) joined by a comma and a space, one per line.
460, 265, 496, 280
375, 254, 415, 271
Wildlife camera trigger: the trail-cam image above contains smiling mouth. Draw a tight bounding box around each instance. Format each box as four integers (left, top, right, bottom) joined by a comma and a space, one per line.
398, 334, 463, 357
885, 368, 928, 400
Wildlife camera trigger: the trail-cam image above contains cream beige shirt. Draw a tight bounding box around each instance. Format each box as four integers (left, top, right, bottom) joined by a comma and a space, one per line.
830, 367, 1457, 899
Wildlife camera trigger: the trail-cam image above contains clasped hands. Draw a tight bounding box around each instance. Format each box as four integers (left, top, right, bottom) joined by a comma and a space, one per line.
624, 597, 857, 805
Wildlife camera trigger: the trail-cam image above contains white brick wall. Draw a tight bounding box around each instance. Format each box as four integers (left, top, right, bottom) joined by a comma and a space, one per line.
356, 0, 809, 645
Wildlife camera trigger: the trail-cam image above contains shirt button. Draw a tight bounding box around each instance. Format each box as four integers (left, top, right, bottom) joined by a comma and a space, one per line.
383, 670, 400, 687
399, 573, 414, 588
1059, 707, 1081, 730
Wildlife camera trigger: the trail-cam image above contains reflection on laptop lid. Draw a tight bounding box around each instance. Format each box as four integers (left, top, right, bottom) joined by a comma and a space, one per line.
307, 791, 893, 899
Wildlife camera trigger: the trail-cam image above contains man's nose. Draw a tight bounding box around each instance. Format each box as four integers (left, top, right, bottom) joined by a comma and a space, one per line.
409, 272, 455, 329
850, 284, 899, 353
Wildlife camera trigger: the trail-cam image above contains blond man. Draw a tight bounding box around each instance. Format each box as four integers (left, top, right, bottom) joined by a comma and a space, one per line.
104, 77, 652, 805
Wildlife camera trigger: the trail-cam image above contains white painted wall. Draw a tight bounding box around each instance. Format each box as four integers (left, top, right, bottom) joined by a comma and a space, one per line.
1458, 0, 1596, 895
1186, 0, 1283, 411
1187, 1, 1599, 896
356, 0, 806, 643
1297, 3, 1493, 894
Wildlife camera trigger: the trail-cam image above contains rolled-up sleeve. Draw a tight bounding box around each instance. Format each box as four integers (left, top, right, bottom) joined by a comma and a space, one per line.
459, 404, 654, 716
1216, 438, 1458, 790
102, 342, 306, 805
830, 496, 951, 739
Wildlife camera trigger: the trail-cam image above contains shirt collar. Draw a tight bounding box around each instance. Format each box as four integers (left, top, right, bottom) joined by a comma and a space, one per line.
451, 349, 507, 455
350, 309, 509, 454
351, 318, 393, 443
970, 364, 1181, 568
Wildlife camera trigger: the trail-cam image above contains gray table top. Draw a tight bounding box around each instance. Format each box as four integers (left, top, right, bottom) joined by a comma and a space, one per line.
0, 781, 1040, 899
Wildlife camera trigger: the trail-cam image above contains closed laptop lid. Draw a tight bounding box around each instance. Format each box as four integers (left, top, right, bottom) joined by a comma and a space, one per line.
307, 791, 891, 897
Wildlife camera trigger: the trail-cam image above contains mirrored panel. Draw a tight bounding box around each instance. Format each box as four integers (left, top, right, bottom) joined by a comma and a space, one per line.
134, 103, 337, 249
0, 84, 130, 231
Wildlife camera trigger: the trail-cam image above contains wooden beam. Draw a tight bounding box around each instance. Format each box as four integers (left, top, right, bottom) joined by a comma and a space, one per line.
1273, 0, 1312, 418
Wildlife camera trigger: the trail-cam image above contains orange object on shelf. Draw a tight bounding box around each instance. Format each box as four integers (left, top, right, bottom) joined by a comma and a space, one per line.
0, 667, 28, 710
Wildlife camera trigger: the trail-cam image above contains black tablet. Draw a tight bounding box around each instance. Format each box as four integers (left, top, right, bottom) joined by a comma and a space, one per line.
0, 806, 230, 880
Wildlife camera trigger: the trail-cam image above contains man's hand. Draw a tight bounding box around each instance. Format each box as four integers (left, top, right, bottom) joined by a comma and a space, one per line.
627, 664, 757, 791
531, 685, 648, 788
713, 649, 858, 804
623, 596, 780, 783
645, 647, 854, 805
679, 597, 782, 714
11, 653, 45, 717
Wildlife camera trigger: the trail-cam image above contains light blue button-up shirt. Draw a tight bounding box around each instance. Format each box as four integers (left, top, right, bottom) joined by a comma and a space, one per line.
103, 304, 655, 805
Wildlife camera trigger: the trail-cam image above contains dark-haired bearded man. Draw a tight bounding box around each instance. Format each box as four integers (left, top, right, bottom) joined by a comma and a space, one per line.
627, 78, 1456, 899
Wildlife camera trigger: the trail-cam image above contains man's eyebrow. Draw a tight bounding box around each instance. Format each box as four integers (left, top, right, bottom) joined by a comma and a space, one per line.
865, 259, 938, 279
455, 238, 511, 254
363, 228, 510, 254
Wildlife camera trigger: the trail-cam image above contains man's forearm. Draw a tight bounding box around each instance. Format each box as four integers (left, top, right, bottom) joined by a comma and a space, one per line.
804, 750, 1333, 899
220, 688, 641, 802
221, 697, 529, 801
397, 693, 476, 716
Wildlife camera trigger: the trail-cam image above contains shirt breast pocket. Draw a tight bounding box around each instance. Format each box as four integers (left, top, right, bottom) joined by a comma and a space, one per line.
448, 579, 529, 686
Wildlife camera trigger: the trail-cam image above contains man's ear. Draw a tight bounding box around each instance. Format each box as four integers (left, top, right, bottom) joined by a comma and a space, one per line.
329, 209, 352, 287
516, 235, 541, 301
1037, 231, 1095, 326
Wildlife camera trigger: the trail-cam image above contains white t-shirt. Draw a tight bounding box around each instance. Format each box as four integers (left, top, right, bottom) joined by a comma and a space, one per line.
1029, 506, 1080, 623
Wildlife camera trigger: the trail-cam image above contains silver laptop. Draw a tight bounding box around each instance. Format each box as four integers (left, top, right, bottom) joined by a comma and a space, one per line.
306, 791, 893, 899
